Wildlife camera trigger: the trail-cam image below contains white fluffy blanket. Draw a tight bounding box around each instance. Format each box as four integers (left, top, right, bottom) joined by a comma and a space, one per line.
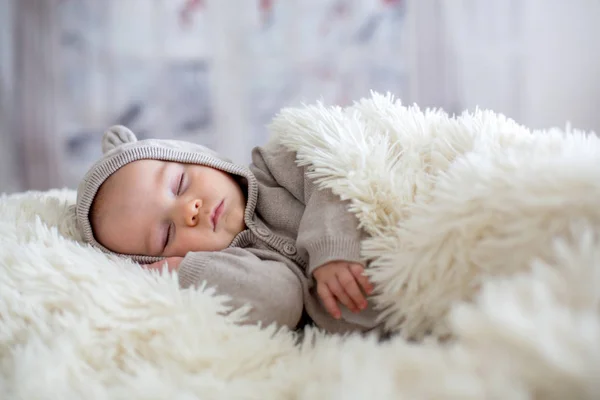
1, 93, 599, 399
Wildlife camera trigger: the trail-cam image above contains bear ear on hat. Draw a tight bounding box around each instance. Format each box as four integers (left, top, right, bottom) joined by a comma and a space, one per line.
101, 125, 138, 154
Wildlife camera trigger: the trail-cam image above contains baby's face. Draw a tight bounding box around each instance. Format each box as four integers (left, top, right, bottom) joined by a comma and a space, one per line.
93, 160, 247, 257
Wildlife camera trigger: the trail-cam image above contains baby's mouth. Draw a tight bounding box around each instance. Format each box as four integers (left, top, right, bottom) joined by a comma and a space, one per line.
211, 200, 224, 231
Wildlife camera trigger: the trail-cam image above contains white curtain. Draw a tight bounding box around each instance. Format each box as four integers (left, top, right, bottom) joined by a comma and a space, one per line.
2, 0, 599, 193
410, 0, 600, 132
2, 0, 410, 191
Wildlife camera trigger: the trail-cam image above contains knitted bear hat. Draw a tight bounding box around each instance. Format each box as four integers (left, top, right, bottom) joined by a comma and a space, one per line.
75, 125, 258, 264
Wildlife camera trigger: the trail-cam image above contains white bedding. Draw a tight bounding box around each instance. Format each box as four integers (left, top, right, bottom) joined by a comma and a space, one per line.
1, 93, 599, 399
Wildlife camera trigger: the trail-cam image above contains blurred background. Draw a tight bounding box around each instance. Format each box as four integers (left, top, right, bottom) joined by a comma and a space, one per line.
0, 0, 599, 193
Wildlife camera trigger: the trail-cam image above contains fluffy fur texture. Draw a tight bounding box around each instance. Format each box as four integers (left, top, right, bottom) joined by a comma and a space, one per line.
1, 93, 599, 399
270, 92, 600, 339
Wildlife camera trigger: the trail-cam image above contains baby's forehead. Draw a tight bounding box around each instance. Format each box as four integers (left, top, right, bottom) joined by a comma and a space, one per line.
116, 159, 167, 178
92, 188, 157, 256
99, 160, 167, 207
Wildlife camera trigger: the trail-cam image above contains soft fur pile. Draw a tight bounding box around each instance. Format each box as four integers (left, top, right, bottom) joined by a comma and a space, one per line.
1, 93, 599, 399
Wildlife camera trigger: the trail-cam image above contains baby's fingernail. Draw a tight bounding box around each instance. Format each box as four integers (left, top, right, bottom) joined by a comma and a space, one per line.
334, 312, 341, 319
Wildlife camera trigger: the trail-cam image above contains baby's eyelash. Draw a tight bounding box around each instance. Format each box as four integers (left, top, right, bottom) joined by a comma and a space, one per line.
176, 173, 184, 195
164, 223, 173, 250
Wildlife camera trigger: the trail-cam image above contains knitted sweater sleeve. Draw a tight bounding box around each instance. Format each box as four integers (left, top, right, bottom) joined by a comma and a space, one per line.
177, 247, 304, 329
297, 178, 364, 276
251, 141, 364, 277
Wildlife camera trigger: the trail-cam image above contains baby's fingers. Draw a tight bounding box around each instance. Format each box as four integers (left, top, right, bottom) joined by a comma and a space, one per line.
328, 278, 360, 313
338, 269, 367, 311
141, 257, 182, 273
349, 264, 374, 295
317, 283, 341, 319
142, 261, 164, 271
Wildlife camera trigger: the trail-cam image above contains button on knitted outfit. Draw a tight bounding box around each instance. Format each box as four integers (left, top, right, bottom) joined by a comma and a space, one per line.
75, 126, 382, 334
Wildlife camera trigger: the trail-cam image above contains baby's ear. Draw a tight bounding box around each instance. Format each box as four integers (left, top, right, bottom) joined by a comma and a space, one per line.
102, 125, 138, 154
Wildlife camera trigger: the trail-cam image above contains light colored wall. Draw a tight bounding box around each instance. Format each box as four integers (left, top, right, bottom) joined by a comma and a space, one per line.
0, 0, 21, 193
520, 0, 600, 133
437, 0, 600, 133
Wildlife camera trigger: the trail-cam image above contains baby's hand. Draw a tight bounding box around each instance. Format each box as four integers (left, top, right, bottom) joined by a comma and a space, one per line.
142, 256, 183, 273
312, 261, 374, 319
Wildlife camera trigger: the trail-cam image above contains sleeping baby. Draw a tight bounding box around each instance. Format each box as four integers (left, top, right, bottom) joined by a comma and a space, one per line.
75, 126, 383, 334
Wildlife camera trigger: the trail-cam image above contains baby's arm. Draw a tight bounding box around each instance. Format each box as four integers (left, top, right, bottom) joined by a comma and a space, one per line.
251, 142, 373, 318
251, 141, 366, 272
144, 248, 304, 329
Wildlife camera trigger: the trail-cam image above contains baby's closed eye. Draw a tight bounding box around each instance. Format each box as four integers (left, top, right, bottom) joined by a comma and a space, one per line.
175, 172, 187, 195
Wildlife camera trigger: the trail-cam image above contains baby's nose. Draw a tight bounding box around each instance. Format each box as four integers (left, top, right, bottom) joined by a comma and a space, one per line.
185, 199, 202, 226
